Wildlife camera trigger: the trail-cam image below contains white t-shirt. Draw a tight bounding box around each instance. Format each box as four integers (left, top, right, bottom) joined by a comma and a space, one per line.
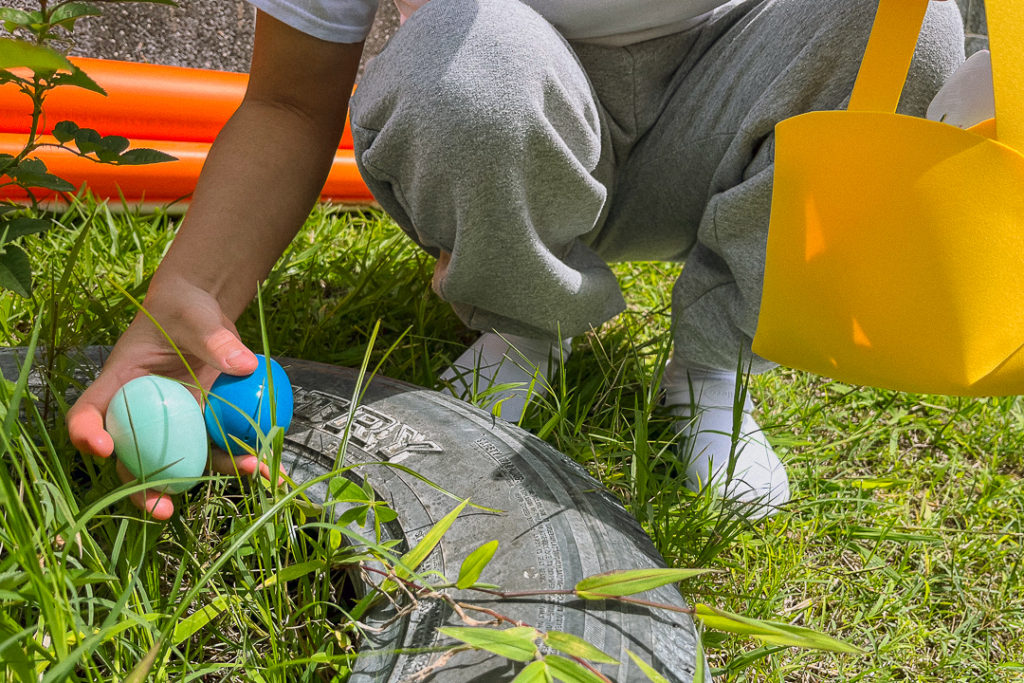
247, 0, 734, 46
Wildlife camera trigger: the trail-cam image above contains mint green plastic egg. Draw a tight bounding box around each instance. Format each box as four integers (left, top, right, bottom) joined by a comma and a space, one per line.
105, 375, 208, 494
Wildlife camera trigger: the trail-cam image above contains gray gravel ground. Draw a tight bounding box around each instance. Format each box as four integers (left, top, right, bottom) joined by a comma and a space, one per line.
22, 0, 400, 75
28, 0, 987, 72
71, 0, 258, 72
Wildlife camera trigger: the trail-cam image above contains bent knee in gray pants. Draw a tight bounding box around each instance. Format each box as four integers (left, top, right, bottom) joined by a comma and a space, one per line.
350, 0, 965, 371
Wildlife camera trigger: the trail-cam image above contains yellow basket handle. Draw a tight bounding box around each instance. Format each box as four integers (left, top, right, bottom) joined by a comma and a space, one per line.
847, 0, 929, 114
848, 0, 1024, 150
986, 2, 1024, 150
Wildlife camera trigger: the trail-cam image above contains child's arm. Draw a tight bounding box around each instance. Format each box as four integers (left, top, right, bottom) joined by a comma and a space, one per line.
66, 11, 364, 519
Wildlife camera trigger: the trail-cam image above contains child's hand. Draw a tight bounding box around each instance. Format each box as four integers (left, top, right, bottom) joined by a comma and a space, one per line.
66, 276, 270, 519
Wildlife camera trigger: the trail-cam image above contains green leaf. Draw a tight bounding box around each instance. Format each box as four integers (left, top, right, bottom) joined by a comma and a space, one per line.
99, 0, 177, 4
847, 526, 941, 544
329, 476, 371, 502
64, 611, 163, 647
0, 615, 34, 682
42, 172, 75, 191
625, 650, 669, 683
374, 503, 398, 523
9, 158, 77, 190
513, 660, 552, 683
171, 594, 242, 646
844, 477, 907, 490
575, 567, 713, 599
0, 8, 36, 28
96, 135, 130, 162
256, 560, 322, 589
331, 477, 373, 526
390, 497, 470, 585
337, 504, 370, 527
438, 626, 539, 663
13, 158, 45, 176
5, 158, 73, 191
50, 2, 102, 28
456, 539, 498, 589
122, 639, 162, 683
544, 654, 607, 683
543, 631, 617, 665
1, 216, 52, 240
52, 120, 79, 143
694, 637, 707, 683
0, 38, 70, 71
694, 604, 865, 654
53, 66, 105, 95
115, 147, 177, 165
0, 243, 32, 296
13, 169, 74, 192
73, 127, 102, 155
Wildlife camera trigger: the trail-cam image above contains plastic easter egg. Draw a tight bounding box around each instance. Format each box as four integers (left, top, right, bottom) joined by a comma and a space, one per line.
105, 375, 208, 493
203, 355, 293, 453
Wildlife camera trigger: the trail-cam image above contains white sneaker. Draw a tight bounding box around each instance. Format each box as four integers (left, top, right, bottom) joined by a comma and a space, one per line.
439, 332, 571, 422
663, 362, 790, 519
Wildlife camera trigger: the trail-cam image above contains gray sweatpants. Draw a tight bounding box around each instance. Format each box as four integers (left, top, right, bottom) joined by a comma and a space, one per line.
349, 0, 964, 372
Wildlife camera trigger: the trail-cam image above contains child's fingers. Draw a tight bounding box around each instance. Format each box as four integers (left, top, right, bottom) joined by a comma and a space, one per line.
116, 460, 175, 520
67, 367, 143, 458
66, 402, 114, 459
209, 449, 286, 484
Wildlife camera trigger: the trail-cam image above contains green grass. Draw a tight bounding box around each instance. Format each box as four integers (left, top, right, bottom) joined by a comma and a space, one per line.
2, 196, 1023, 681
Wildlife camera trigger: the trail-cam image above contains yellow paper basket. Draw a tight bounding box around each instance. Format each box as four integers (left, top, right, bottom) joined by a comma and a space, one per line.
752, 0, 1024, 396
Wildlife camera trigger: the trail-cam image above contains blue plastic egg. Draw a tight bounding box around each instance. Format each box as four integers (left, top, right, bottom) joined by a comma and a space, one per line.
105, 375, 208, 493
203, 355, 293, 453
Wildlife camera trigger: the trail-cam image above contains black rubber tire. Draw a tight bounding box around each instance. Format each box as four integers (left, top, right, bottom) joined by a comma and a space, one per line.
3, 347, 701, 682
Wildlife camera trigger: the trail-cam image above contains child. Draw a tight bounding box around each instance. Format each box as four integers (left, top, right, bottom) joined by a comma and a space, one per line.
67, 0, 965, 520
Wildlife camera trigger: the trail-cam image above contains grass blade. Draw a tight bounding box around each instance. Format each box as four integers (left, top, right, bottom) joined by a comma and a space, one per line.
575, 567, 713, 600
694, 604, 866, 655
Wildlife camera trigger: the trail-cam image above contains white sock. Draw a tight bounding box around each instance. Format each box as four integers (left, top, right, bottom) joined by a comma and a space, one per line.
439, 332, 571, 422
927, 50, 994, 129
663, 360, 790, 518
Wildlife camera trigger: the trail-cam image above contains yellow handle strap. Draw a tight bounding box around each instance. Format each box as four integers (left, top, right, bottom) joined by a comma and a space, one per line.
847, 0, 930, 114
986, 3, 1024, 150
849, 0, 1023, 151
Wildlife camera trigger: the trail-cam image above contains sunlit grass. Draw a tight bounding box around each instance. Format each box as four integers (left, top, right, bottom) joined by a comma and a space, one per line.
1, 195, 1022, 680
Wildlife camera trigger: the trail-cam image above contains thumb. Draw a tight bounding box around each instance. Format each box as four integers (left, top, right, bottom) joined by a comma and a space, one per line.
199, 327, 259, 377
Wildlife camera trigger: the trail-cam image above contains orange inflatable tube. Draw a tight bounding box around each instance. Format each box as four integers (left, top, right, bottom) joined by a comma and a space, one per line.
0, 134, 371, 209
0, 58, 369, 207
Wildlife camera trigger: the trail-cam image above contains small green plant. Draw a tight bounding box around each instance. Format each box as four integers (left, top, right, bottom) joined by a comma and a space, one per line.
0, 0, 175, 296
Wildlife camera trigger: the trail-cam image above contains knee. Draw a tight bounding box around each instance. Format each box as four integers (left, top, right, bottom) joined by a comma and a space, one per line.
352, 0, 598, 161
356, 0, 558, 119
